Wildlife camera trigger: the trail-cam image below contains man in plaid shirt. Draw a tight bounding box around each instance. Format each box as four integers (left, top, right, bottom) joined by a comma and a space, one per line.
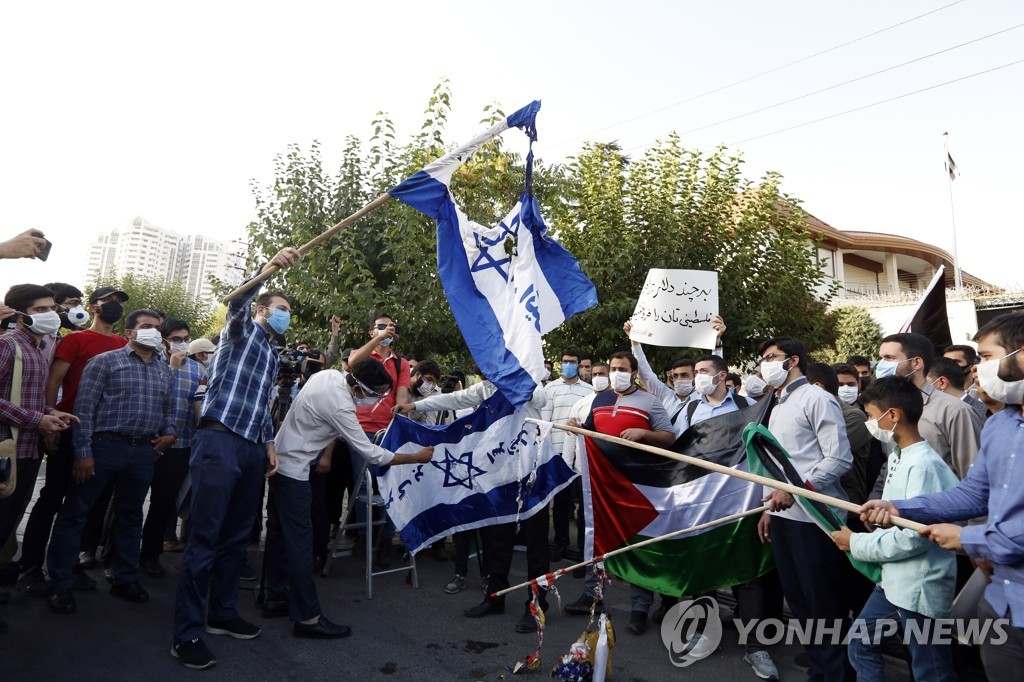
46, 308, 176, 615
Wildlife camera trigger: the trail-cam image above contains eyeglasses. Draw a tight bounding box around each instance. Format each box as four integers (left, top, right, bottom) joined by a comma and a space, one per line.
760, 352, 789, 363
354, 377, 390, 399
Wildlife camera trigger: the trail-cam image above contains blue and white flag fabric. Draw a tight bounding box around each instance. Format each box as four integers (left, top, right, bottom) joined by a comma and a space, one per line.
390, 101, 598, 409
378, 392, 577, 555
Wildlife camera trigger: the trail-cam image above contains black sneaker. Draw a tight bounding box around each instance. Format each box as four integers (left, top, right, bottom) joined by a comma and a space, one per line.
172, 638, 217, 670
110, 580, 149, 604
47, 589, 76, 615
16, 567, 45, 592
627, 610, 648, 635
206, 616, 261, 640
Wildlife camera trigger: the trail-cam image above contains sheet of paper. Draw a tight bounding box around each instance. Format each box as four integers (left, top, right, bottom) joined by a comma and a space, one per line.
629, 269, 719, 349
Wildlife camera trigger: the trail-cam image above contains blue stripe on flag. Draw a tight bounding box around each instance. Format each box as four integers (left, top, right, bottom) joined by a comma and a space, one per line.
523, 194, 599, 321
389, 170, 447, 219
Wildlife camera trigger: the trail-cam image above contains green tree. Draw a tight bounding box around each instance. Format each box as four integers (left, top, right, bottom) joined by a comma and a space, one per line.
812, 305, 884, 365
89, 272, 218, 337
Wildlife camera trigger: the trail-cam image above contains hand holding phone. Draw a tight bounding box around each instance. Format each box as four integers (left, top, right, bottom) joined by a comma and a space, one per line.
0, 229, 50, 260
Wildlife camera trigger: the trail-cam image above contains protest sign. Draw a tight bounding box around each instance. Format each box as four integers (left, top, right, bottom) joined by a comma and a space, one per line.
629, 269, 719, 349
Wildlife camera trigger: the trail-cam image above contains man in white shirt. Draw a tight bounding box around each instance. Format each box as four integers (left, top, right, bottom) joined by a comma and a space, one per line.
542, 350, 593, 561
266, 360, 432, 639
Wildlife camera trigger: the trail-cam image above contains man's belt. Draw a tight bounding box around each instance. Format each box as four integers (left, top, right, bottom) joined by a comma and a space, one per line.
94, 432, 151, 447
198, 418, 233, 434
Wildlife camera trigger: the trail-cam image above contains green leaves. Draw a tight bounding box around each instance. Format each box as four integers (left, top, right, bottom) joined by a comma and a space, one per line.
90, 271, 218, 338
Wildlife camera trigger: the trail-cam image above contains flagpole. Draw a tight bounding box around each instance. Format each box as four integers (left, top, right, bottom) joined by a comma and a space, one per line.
222, 192, 393, 303
537, 421, 926, 532
489, 504, 771, 599
944, 131, 963, 294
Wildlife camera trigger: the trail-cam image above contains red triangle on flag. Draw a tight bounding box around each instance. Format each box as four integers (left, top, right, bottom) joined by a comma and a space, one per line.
584, 437, 659, 556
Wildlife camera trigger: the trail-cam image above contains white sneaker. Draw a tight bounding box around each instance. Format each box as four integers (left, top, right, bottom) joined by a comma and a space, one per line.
743, 650, 780, 680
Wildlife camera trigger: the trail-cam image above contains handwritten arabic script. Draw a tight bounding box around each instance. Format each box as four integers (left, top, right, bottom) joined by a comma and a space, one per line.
629, 269, 719, 349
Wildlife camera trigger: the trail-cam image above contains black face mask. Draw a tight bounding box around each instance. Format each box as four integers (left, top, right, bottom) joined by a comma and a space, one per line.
96, 301, 123, 324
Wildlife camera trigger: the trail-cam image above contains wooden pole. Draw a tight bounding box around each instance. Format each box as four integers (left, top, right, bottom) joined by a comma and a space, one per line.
490, 504, 770, 599
222, 192, 393, 303
536, 420, 926, 533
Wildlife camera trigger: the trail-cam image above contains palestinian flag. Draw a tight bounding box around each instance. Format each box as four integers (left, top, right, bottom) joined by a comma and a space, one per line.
580, 397, 775, 597
743, 422, 882, 583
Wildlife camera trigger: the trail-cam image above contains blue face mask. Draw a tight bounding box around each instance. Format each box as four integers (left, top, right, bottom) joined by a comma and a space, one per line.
264, 308, 291, 335
875, 358, 906, 379
561, 362, 579, 379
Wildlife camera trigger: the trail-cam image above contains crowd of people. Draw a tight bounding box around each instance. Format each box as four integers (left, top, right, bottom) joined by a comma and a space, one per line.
0, 229, 1021, 681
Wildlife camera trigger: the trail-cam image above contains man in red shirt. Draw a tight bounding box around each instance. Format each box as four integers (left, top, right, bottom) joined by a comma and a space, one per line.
346, 313, 410, 567
17, 286, 129, 593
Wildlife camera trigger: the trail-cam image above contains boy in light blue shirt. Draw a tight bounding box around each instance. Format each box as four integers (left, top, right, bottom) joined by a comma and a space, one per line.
831, 377, 959, 682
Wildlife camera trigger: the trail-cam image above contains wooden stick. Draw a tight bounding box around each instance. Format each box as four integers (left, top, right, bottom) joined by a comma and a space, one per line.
491, 504, 770, 599
534, 420, 926, 533
222, 192, 393, 303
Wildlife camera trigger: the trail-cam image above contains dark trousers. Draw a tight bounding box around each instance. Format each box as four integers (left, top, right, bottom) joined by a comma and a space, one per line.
731, 577, 768, 654
483, 505, 549, 606
19, 430, 75, 572
141, 447, 190, 560
0, 456, 43, 562
552, 478, 583, 551
81, 481, 114, 555
309, 451, 348, 558
47, 435, 156, 590
266, 474, 320, 622
453, 530, 473, 576
173, 428, 265, 643
979, 596, 1024, 678
770, 517, 854, 682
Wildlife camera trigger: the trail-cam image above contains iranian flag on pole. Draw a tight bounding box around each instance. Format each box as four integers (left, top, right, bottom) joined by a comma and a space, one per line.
579, 398, 774, 597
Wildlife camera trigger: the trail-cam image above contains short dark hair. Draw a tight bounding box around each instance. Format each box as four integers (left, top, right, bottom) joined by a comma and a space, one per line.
579, 353, 593, 363
944, 344, 979, 364
860, 376, 924, 425
608, 350, 638, 372
4, 284, 54, 313
592, 361, 609, 372
726, 372, 742, 387
881, 332, 935, 374
757, 336, 808, 372
371, 312, 394, 326
348, 359, 394, 392
806, 362, 839, 397
670, 358, 696, 371
415, 359, 441, 379
255, 290, 290, 309
43, 282, 83, 305
561, 350, 581, 362
832, 362, 858, 379
694, 354, 727, 374
928, 356, 967, 391
126, 308, 162, 330
974, 312, 1024, 351
846, 355, 871, 367
161, 318, 190, 338
295, 340, 311, 348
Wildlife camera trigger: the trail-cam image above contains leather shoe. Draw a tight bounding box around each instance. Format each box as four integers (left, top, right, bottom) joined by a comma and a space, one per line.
514, 602, 550, 634
463, 598, 505, 618
142, 558, 165, 578
564, 594, 603, 615
293, 615, 352, 639
110, 580, 149, 604
261, 598, 289, 619
48, 589, 76, 615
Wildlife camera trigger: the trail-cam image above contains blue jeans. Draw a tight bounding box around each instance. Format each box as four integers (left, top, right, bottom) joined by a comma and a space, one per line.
266, 474, 321, 621
47, 435, 156, 590
849, 585, 956, 682
173, 428, 266, 642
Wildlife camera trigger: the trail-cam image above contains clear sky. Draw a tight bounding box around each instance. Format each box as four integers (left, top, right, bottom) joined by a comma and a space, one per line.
2, 0, 1021, 295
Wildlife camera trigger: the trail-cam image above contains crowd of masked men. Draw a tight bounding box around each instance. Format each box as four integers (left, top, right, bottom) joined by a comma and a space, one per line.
0, 236, 1021, 681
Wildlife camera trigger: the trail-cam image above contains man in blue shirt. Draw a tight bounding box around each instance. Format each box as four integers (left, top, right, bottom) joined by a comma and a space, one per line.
46, 308, 176, 615
862, 312, 1024, 679
172, 248, 298, 670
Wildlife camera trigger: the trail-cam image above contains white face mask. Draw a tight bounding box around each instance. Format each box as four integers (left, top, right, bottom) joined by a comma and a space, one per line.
673, 379, 694, 398
976, 349, 1024, 405
761, 359, 791, 388
865, 413, 898, 444
541, 369, 551, 382
837, 385, 860, 405
744, 374, 768, 397
65, 305, 90, 327
169, 341, 190, 356
591, 376, 610, 392
610, 370, 634, 393
26, 310, 61, 336
417, 380, 436, 397
133, 328, 163, 348
694, 374, 719, 397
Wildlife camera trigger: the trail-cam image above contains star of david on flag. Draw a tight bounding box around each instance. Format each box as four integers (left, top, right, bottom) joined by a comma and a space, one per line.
390, 101, 598, 409
378, 392, 577, 555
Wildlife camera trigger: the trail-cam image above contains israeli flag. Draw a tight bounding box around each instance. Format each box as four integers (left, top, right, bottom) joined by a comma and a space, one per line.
379, 393, 577, 555
390, 101, 598, 408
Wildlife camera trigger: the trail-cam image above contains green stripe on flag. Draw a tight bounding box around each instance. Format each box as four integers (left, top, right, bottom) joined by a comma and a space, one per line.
604, 514, 774, 597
